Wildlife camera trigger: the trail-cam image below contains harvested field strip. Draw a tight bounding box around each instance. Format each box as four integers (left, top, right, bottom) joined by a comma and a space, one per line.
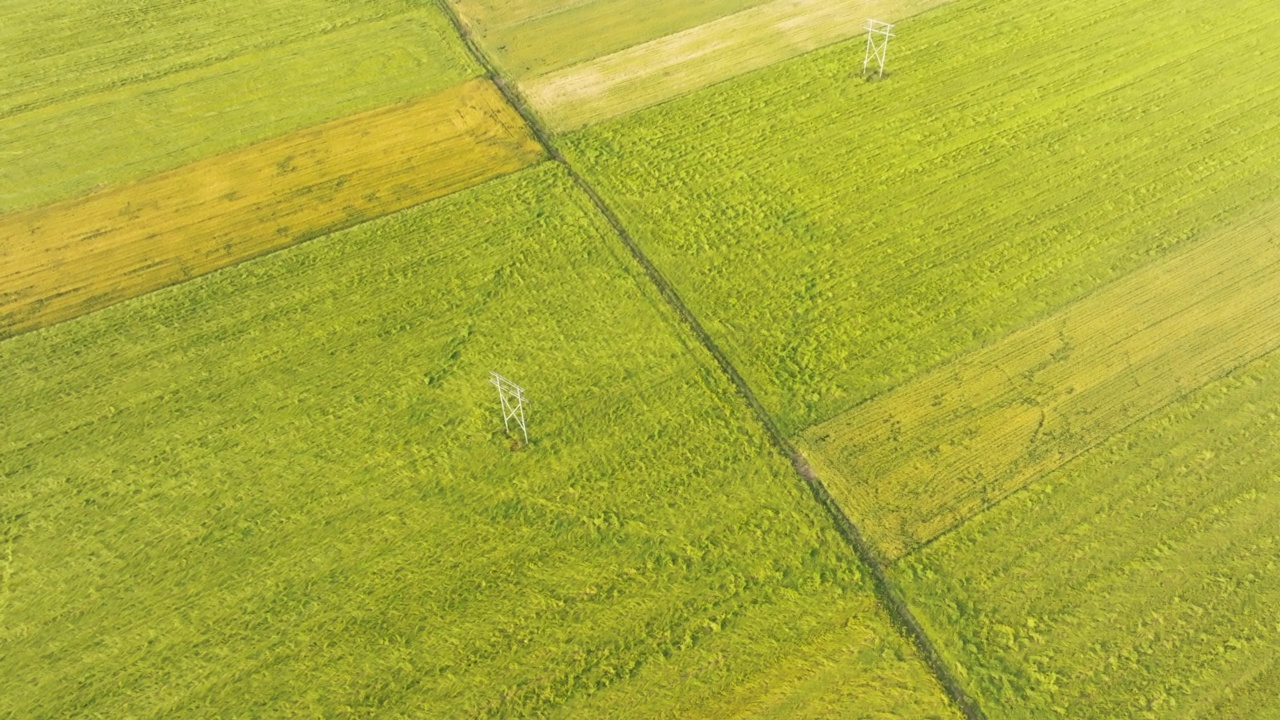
799, 208, 1280, 561
0, 11, 479, 214
0, 79, 543, 339
525, 0, 952, 131
0, 0, 436, 118
897, 351, 1280, 717
449, 0, 768, 79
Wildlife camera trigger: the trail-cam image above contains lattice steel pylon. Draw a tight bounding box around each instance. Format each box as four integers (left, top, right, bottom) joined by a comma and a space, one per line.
490, 371, 529, 443
862, 19, 895, 78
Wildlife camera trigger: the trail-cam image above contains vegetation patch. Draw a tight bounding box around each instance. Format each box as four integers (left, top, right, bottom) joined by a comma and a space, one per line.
448, 0, 767, 80
896, 350, 1280, 718
799, 208, 1280, 560
0, 79, 543, 338
0, 164, 955, 718
0, 10, 479, 214
524, 0, 951, 131
564, 0, 1280, 434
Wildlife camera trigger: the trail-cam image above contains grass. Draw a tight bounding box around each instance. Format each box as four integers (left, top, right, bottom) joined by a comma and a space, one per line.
563, 0, 1280, 435
449, 0, 767, 79
895, 349, 1280, 718
798, 207, 1280, 560
0, 0, 453, 116
0, 79, 544, 339
0, 164, 957, 718
0, 5, 479, 213
523, 0, 952, 132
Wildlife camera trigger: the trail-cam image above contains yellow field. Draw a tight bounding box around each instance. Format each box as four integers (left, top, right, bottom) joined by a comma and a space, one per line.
0, 79, 543, 338
798, 207, 1280, 561
524, 0, 952, 131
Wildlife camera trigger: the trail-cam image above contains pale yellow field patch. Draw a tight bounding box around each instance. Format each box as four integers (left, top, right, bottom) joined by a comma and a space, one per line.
523, 0, 952, 131
0, 79, 544, 338
798, 208, 1280, 562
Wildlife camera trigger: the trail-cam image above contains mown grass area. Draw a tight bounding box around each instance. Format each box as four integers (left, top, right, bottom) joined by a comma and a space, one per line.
799, 208, 1280, 560
564, 0, 1280, 435
895, 350, 1280, 718
1, 79, 543, 339
0, 4, 478, 213
0, 164, 956, 718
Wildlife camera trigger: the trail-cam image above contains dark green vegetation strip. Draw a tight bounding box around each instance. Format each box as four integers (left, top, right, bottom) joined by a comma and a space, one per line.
0, 165, 954, 717
436, 2, 984, 717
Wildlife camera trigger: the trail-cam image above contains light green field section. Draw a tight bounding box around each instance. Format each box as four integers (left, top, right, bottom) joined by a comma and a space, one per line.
524, 0, 951, 131
0, 5, 478, 213
448, 0, 768, 79
564, 0, 1280, 435
0, 165, 956, 718
896, 351, 1280, 718
0, 0, 432, 116
799, 208, 1280, 560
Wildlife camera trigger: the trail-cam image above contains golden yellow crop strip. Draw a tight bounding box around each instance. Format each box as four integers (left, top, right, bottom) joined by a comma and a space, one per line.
0, 79, 544, 338
799, 207, 1280, 561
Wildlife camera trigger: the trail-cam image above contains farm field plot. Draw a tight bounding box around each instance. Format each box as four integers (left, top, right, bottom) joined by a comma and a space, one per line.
524, 0, 952, 131
0, 0, 451, 116
799, 208, 1280, 560
563, 0, 1280, 436
448, 0, 767, 80
896, 350, 1280, 718
0, 165, 957, 718
0, 6, 479, 213
0, 79, 543, 340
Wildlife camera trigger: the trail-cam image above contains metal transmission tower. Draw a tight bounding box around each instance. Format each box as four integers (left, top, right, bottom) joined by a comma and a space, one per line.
862, 19, 895, 78
490, 371, 529, 444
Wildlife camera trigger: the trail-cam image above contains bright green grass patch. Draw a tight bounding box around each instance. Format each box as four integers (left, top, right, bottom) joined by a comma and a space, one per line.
563, 0, 1280, 434
895, 351, 1280, 719
450, 0, 767, 79
0, 6, 479, 213
0, 164, 955, 718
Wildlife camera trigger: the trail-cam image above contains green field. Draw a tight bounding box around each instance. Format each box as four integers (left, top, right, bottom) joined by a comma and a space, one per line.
7, 0, 1280, 715
564, 0, 1280, 435
522, 0, 951, 132
0, 2, 478, 213
0, 164, 955, 717
897, 350, 1280, 718
449, 0, 767, 79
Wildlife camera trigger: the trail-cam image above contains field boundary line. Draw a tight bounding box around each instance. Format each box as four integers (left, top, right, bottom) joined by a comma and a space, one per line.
435, 2, 985, 717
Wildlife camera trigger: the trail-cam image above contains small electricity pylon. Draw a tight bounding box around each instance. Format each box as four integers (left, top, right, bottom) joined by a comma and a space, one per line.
490, 371, 529, 444
862, 19, 895, 78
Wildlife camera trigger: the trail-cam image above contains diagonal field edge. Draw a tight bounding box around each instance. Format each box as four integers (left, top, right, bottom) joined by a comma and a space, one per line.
434, 2, 986, 717
895, 344, 1280, 569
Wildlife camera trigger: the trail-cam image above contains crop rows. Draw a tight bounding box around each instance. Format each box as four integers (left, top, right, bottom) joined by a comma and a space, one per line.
898, 348, 1280, 717
800, 206, 1280, 560
0, 79, 543, 338
0, 10, 480, 214
0, 164, 956, 717
524, 0, 951, 131
564, 0, 1280, 435
449, 0, 765, 80
0, 0, 440, 117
